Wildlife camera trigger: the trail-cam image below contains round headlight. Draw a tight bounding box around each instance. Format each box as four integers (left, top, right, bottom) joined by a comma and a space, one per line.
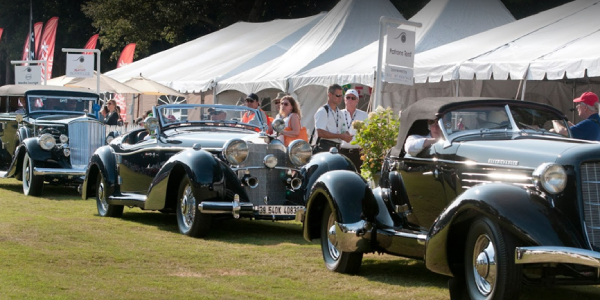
532, 163, 567, 194
59, 134, 69, 144
39, 133, 56, 150
264, 154, 278, 169
223, 139, 249, 165
288, 140, 312, 166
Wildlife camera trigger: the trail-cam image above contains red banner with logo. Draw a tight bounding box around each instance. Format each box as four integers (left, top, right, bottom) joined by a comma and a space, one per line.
117, 43, 136, 68
37, 17, 59, 80
21, 22, 43, 63
84, 34, 99, 54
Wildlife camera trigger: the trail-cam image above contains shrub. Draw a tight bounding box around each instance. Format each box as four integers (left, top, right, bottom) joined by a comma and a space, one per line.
352, 106, 400, 181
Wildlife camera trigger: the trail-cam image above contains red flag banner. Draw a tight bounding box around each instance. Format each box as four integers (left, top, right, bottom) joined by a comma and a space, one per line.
117, 43, 136, 68
21, 22, 43, 64
84, 34, 99, 54
37, 17, 59, 80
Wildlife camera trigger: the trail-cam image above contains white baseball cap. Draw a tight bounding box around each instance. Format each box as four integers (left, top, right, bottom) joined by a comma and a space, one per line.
345, 89, 359, 98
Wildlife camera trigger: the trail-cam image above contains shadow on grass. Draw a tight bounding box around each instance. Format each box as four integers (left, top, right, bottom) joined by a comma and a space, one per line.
360, 258, 600, 299
119, 210, 309, 246
0, 181, 80, 200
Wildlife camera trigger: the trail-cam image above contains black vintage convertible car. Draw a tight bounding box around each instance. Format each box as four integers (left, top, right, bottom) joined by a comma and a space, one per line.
82, 103, 355, 237
0, 84, 105, 196
299, 97, 600, 300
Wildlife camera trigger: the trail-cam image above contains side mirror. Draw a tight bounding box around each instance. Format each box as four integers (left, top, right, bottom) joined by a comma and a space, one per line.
272, 118, 285, 133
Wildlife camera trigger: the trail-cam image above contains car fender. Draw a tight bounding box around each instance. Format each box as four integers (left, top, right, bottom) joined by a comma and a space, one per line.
145, 149, 228, 210
82, 145, 118, 200
303, 170, 378, 241
425, 182, 587, 277
301, 151, 356, 202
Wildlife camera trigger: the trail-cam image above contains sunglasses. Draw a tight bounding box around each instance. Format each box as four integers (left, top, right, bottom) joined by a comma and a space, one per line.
245, 99, 256, 103
345, 96, 357, 100
107, 103, 114, 106
282, 102, 290, 106
330, 92, 342, 98
274, 101, 280, 105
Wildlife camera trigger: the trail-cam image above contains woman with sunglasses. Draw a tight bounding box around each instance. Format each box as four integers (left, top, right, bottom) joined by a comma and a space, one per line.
277, 96, 307, 146
103, 99, 119, 125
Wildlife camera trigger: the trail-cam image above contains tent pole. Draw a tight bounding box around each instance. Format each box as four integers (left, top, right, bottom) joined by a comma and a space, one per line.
455, 79, 459, 97
520, 79, 527, 100
213, 83, 218, 104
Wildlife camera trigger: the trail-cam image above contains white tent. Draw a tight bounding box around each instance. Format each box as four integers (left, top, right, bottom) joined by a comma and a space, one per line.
216, 0, 404, 95
289, 0, 515, 92
414, 0, 600, 83
105, 13, 325, 93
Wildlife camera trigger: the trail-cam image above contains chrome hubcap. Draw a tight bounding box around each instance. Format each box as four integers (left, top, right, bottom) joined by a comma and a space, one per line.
23, 155, 31, 190
472, 234, 496, 296
326, 213, 340, 260
180, 185, 196, 229
98, 181, 108, 211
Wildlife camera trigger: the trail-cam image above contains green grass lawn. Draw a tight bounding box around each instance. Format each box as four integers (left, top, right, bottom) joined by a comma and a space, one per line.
1, 178, 599, 299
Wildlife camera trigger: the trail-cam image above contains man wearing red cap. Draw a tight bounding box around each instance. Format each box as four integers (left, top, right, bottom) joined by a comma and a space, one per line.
553, 92, 600, 141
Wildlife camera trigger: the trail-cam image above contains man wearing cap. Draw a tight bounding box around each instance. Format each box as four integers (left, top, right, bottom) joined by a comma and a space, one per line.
313, 84, 353, 153
553, 92, 600, 141
242, 93, 272, 133
339, 89, 368, 168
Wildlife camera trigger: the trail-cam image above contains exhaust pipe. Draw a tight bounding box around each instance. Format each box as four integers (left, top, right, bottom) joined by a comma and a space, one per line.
243, 175, 259, 188
287, 177, 302, 190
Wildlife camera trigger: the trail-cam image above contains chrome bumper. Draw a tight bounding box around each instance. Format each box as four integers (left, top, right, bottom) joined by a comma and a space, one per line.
198, 201, 254, 219
515, 246, 600, 268
332, 220, 373, 253
33, 167, 86, 176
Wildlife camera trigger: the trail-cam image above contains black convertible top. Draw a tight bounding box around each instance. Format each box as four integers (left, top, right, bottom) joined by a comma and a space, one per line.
389, 97, 567, 157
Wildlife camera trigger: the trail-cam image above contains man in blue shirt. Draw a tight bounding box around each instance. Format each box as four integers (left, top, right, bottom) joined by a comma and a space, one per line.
554, 92, 600, 141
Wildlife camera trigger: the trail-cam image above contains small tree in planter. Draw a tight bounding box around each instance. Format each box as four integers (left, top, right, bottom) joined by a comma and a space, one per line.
352, 106, 400, 184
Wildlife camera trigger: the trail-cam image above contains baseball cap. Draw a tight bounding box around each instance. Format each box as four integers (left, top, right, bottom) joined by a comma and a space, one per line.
573, 92, 599, 106
245, 93, 259, 102
345, 89, 359, 99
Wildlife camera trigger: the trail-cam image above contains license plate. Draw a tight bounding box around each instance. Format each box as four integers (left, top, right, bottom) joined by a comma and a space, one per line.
257, 205, 304, 215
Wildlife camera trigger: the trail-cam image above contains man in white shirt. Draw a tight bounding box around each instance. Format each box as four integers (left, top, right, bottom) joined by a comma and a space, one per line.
339, 89, 368, 168
313, 84, 352, 153
404, 119, 443, 156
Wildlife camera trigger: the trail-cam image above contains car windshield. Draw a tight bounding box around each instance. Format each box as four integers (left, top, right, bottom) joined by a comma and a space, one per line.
441, 104, 569, 139
27, 94, 95, 114
156, 104, 267, 131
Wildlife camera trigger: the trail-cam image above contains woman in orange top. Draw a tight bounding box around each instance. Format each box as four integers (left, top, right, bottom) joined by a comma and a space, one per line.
278, 96, 307, 145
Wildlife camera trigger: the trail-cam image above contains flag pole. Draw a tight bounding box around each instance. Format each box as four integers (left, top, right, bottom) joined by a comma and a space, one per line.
28, 0, 34, 61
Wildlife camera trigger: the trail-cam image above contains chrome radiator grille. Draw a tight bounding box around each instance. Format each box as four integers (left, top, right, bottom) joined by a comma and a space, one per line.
68, 120, 106, 169
581, 162, 600, 248
238, 143, 289, 205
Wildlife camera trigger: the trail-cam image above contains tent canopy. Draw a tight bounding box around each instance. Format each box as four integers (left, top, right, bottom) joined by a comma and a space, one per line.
106, 14, 325, 93
288, 0, 515, 92
415, 0, 600, 83
216, 0, 404, 95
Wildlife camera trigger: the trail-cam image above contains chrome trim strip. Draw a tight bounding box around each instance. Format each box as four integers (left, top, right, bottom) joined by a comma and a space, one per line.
115, 146, 221, 156
33, 167, 85, 176
334, 220, 373, 252
403, 156, 535, 171
232, 166, 300, 172
515, 246, 600, 268
378, 228, 427, 245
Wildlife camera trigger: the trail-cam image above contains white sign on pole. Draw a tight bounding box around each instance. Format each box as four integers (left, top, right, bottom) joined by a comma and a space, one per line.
384, 65, 414, 86
385, 27, 415, 67
66, 53, 94, 78
15, 65, 42, 85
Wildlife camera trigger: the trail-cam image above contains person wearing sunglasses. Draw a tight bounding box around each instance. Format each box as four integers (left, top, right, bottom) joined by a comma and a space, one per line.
276, 96, 308, 146
312, 84, 353, 153
241, 93, 272, 133
272, 92, 288, 120
103, 99, 119, 126
339, 89, 368, 168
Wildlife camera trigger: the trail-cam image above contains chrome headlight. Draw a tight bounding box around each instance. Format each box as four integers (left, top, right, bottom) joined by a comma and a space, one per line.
59, 134, 69, 144
264, 154, 278, 168
223, 139, 249, 165
532, 163, 567, 194
39, 133, 56, 150
288, 140, 312, 166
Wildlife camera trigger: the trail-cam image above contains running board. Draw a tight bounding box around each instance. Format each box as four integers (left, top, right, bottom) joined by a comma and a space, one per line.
107, 193, 147, 207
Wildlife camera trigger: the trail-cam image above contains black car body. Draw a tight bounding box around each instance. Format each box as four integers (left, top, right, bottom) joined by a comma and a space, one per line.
82, 104, 355, 237
299, 97, 600, 300
0, 84, 105, 196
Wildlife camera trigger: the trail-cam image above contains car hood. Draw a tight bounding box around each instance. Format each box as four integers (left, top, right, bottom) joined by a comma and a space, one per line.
454, 138, 591, 169
165, 130, 264, 149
